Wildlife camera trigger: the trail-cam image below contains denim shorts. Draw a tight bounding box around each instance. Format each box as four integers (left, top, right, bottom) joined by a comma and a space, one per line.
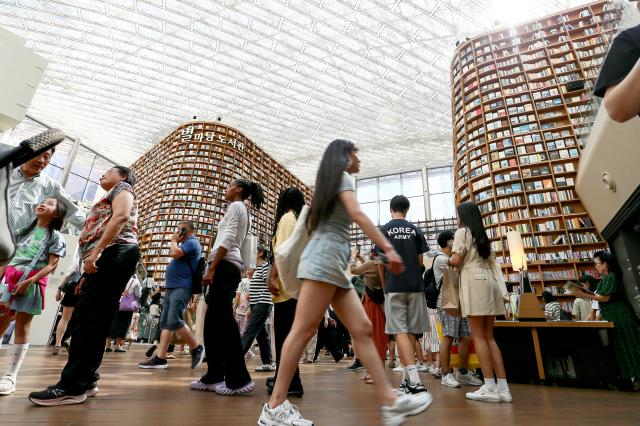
297, 232, 353, 289
159, 287, 191, 331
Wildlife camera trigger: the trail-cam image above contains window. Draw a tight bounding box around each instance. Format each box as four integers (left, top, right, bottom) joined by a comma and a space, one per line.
355, 170, 426, 225
427, 166, 456, 220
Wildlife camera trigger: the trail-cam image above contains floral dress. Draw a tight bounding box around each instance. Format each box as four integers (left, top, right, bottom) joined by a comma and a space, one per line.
596, 273, 640, 380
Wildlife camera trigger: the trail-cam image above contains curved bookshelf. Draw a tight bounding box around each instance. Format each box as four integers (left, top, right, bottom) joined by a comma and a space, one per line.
131, 121, 312, 283
450, 0, 622, 309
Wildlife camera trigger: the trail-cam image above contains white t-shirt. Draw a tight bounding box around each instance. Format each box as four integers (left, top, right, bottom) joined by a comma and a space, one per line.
433, 252, 450, 309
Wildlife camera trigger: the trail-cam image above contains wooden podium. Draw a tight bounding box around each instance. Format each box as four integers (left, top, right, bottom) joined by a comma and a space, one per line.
518, 293, 546, 321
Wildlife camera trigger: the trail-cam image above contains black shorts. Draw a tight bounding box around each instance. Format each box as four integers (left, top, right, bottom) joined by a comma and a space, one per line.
60, 289, 78, 308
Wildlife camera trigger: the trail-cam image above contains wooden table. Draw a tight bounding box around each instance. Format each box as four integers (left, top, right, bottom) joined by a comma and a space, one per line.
494, 321, 615, 384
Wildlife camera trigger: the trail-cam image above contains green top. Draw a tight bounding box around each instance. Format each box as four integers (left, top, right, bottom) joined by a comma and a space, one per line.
596, 273, 625, 317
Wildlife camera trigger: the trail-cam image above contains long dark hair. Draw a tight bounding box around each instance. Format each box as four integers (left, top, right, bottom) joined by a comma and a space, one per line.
234, 179, 264, 209
457, 201, 491, 259
19, 197, 68, 239
593, 250, 622, 281
306, 139, 356, 233
270, 187, 306, 258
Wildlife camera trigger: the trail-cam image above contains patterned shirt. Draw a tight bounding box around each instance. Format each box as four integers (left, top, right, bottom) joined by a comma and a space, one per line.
79, 182, 138, 257
249, 262, 272, 305
545, 301, 562, 321
9, 226, 66, 271
9, 168, 86, 233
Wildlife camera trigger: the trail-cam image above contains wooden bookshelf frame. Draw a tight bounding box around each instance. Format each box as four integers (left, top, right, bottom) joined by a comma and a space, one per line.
131, 121, 312, 282
450, 1, 622, 306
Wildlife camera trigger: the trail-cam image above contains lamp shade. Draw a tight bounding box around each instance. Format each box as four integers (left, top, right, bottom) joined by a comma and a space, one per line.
507, 230, 527, 271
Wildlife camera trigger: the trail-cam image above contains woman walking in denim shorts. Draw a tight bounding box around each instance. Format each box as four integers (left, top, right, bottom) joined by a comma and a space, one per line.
258, 139, 432, 426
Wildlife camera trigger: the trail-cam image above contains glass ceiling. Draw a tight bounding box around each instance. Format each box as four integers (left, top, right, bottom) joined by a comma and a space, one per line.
1, 0, 591, 184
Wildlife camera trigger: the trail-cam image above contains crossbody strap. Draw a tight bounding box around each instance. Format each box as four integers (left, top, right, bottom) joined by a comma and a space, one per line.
18, 233, 51, 283
242, 203, 251, 240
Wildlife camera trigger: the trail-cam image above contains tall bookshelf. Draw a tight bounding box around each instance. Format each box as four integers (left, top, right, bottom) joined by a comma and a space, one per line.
131, 121, 312, 282
450, 0, 622, 306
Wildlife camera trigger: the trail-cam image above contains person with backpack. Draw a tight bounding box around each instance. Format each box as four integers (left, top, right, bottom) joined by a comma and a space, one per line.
138, 221, 204, 370
429, 230, 482, 389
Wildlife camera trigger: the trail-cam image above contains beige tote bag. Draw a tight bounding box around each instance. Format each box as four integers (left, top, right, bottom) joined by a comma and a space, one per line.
441, 266, 462, 317
274, 205, 310, 299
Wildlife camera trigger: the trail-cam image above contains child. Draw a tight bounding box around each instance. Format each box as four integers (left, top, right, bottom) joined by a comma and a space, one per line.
235, 269, 252, 336
0, 197, 67, 394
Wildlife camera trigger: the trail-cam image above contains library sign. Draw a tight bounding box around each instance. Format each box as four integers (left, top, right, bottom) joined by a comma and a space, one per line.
180, 125, 245, 152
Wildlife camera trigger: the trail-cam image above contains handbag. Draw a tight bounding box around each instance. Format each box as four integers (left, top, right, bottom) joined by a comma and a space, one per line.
441, 265, 462, 317
274, 205, 310, 299
119, 277, 140, 312
240, 204, 258, 269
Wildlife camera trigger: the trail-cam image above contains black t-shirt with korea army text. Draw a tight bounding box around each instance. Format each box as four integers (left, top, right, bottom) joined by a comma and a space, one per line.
594, 24, 640, 105
375, 219, 428, 294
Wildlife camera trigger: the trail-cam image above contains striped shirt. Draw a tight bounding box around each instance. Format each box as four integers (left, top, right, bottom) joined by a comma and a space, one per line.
9, 168, 85, 233
545, 301, 562, 321
249, 262, 272, 305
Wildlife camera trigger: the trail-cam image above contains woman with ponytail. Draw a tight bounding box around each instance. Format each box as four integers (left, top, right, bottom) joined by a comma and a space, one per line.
191, 178, 264, 396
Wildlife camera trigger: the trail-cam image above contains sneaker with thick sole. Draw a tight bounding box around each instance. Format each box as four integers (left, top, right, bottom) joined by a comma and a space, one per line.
258, 400, 314, 426
499, 390, 513, 403
381, 392, 433, 426
114, 348, 127, 353
399, 380, 427, 394
255, 363, 276, 373
0, 375, 16, 395
214, 380, 255, 396
346, 359, 364, 372
392, 365, 404, 373
190, 380, 222, 392
455, 370, 483, 386
441, 373, 461, 388
138, 356, 168, 369
465, 384, 501, 402
416, 363, 429, 373
85, 384, 99, 397
29, 387, 87, 406
431, 367, 443, 378
190, 345, 205, 369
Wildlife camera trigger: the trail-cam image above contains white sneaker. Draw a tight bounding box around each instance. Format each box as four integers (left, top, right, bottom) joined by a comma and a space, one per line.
465, 384, 501, 402
381, 392, 433, 426
258, 400, 313, 425
0, 375, 16, 395
499, 389, 513, 403
416, 363, 429, 373
455, 370, 483, 386
431, 367, 443, 378
441, 373, 460, 388
392, 365, 404, 373
255, 363, 276, 373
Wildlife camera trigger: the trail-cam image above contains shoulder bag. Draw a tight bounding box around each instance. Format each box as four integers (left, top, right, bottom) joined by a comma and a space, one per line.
274, 205, 310, 299
240, 204, 258, 269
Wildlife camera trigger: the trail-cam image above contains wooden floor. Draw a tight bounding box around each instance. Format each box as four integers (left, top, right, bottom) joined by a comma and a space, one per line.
0, 346, 638, 425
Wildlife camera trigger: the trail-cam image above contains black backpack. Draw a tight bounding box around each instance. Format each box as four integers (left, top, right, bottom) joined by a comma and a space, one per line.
189, 256, 206, 295
423, 254, 443, 309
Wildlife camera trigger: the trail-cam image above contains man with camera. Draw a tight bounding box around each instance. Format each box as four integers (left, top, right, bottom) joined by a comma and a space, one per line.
138, 221, 204, 370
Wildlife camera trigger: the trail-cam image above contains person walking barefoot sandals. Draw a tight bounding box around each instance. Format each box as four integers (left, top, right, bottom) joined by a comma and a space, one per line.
258, 140, 432, 426
0, 197, 67, 394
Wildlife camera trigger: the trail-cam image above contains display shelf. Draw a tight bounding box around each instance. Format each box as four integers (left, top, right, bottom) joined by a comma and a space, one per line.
131, 121, 312, 282
450, 0, 621, 296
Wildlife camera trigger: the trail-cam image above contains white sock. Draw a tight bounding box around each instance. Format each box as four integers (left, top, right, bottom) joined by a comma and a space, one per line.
483, 377, 497, 392
497, 378, 509, 392
401, 366, 408, 382
6, 343, 29, 379
405, 364, 420, 385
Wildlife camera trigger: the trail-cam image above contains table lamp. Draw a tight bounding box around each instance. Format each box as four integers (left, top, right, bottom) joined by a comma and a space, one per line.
506, 231, 544, 320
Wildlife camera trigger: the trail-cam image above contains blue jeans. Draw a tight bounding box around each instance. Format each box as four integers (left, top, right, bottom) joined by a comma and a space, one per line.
159, 287, 191, 331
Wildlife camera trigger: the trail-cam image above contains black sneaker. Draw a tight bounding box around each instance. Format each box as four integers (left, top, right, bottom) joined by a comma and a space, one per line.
190, 345, 205, 369
104, 347, 113, 353
29, 387, 87, 406
145, 344, 157, 358
138, 356, 168, 369
347, 359, 364, 372
400, 379, 427, 394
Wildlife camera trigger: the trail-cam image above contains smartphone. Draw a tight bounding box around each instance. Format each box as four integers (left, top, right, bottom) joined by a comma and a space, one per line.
179, 227, 187, 237
356, 244, 361, 255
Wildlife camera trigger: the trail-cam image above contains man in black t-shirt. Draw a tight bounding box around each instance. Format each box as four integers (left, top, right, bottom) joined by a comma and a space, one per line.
593, 2, 640, 122
376, 195, 429, 394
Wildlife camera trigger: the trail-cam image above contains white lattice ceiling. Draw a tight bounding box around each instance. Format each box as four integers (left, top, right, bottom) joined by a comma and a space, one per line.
1, 0, 590, 184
